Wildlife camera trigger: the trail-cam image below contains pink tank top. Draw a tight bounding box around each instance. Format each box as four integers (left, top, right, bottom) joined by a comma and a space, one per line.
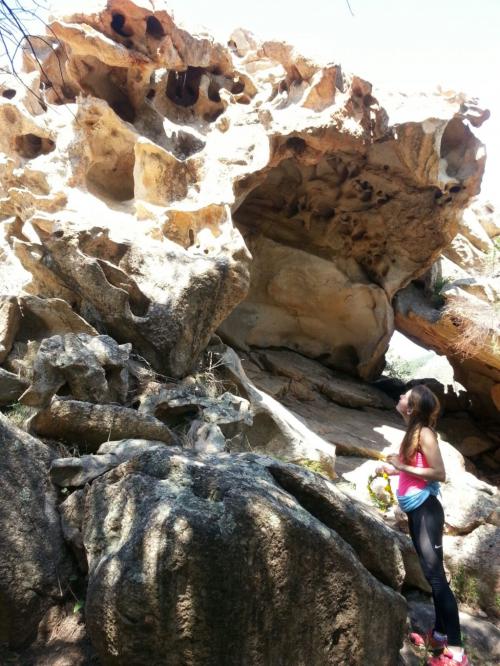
398, 449, 429, 496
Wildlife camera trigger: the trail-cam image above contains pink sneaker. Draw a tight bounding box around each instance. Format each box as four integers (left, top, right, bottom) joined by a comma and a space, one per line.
410, 629, 447, 650
427, 648, 470, 666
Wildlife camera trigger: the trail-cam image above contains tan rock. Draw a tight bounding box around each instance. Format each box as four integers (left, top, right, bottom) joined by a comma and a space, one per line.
1, 0, 486, 389
252, 348, 394, 409
0, 296, 20, 363
220, 235, 393, 379
444, 233, 489, 273
217, 345, 337, 475
459, 205, 494, 253
18, 296, 98, 338
469, 199, 500, 239
395, 283, 500, 419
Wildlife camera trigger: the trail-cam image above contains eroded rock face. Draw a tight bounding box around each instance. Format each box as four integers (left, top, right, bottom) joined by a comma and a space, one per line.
0, 0, 487, 383
83, 447, 406, 665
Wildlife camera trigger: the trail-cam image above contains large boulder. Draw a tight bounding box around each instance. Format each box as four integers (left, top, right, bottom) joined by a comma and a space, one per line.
83, 448, 406, 665
0, 413, 75, 647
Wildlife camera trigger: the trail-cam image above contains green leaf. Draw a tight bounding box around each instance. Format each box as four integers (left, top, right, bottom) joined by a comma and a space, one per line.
73, 600, 84, 613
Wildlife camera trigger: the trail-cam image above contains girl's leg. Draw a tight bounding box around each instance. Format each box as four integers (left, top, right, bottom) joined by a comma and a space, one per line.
407, 497, 461, 646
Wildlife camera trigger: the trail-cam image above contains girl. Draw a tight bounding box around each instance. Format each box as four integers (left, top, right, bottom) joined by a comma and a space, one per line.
380, 384, 468, 666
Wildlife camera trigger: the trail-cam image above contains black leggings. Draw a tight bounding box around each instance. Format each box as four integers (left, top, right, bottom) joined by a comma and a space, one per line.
407, 495, 462, 646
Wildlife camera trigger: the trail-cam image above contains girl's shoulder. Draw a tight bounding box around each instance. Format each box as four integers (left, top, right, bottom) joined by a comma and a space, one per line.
418, 425, 439, 450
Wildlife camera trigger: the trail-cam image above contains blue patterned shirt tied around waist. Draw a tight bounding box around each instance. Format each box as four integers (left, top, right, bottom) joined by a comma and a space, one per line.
397, 480, 440, 513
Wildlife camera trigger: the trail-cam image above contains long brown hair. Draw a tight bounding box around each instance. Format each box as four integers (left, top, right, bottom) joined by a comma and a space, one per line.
400, 384, 441, 464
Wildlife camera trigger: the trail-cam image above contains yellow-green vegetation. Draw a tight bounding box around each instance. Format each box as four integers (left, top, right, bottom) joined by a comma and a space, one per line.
2, 403, 34, 429
366, 472, 396, 513
450, 566, 480, 608
294, 458, 332, 479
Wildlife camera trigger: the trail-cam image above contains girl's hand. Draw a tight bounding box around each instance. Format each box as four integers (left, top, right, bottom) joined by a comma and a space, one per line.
386, 454, 402, 471
375, 464, 395, 475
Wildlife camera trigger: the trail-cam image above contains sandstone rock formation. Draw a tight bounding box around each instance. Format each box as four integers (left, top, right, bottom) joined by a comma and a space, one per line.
0, 0, 498, 663
0, 0, 489, 388
395, 199, 500, 419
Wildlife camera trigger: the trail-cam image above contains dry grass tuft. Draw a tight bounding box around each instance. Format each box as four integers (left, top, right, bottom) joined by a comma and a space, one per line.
442, 296, 499, 359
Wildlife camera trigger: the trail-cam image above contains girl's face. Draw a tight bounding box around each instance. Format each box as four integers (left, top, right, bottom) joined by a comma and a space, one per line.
396, 389, 412, 417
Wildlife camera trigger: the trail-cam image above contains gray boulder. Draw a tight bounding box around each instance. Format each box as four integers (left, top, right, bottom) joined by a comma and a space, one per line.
83, 448, 406, 665
0, 413, 75, 647
20, 333, 131, 407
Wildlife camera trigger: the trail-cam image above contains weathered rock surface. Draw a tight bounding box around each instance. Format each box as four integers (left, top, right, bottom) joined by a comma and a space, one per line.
249, 348, 394, 409
0, 413, 75, 647
29, 398, 177, 451
443, 524, 500, 617
50, 438, 169, 487
20, 333, 131, 407
217, 345, 337, 475
83, 447, 406, 665
1, 0, 488, 387
0, 296, 20, 363
0, 367, 29, 405
395, 195, 499, 421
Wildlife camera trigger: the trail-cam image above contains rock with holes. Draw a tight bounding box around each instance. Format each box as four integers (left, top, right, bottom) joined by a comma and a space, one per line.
0, 0, 488, 388
12, 214, 251, 379
28, 398, 177, 452
83, 447, 406, 665
19, 333, 131, 407
0, 413, 75, 647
